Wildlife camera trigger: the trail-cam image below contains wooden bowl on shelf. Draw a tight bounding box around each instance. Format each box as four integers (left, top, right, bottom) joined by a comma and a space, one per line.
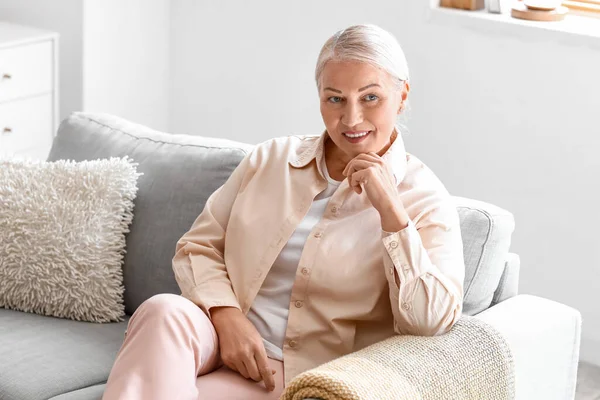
512, 1, 569, 21
523, 0, 562, 10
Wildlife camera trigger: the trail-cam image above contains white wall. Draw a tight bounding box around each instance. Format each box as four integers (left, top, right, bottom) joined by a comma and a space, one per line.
169, 0, 600, 365
0, 0, 84, 122
417, 14, 600, 366
83, 0, 171, 131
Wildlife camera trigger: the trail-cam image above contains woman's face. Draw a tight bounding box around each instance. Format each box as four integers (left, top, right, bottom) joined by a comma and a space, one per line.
319, 60, 409, 162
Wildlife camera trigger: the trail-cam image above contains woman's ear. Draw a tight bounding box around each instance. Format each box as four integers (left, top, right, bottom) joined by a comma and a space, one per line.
397, 81, 410, 113
401, 81, 410, 101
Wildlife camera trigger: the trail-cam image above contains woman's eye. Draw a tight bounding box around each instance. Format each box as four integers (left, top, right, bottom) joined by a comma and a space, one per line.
328, 96, 342, 103
364, 94, 379, 101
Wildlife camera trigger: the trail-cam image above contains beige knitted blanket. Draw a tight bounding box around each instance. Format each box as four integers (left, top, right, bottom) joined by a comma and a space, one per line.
280, 316, 515, 400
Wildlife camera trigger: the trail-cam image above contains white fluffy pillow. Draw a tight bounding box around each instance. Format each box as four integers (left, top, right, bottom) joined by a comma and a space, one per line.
0, 157, 142, 323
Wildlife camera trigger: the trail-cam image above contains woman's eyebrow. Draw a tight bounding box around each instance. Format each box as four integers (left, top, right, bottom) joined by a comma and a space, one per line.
358, 83, 380, 91
323, 83, 381, 93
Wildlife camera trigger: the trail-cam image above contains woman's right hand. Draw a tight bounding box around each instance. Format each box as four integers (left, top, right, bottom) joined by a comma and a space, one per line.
209, 306, 277, 392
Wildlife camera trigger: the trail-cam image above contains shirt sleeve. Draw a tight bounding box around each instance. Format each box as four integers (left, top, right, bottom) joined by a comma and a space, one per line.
380, 200, 465, 336
171, 149, 254, 319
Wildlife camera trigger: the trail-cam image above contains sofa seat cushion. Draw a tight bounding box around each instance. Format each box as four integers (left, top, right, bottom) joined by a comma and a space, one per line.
48, 384, 105, 400
0, 308, 127, 400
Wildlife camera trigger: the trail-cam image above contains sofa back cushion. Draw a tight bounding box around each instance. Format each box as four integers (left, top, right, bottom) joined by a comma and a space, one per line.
47, 113, 252, 314
453, 196, 515, 316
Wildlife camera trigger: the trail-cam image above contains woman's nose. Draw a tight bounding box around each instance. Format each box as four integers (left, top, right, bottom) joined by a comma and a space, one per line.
341, 104, 363, 127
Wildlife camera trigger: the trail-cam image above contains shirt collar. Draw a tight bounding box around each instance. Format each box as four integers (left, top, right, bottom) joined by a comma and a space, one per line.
288, 128, 408, 186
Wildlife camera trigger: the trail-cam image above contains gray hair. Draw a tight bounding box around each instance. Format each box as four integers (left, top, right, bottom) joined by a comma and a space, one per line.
315, 24, 409, 91
315, 24, 411, 134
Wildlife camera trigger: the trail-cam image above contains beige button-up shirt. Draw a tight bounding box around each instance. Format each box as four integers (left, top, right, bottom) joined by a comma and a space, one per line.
172, 130, 465, 385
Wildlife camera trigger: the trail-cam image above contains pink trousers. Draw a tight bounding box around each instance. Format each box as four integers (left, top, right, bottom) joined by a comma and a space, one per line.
102, 294, 285, 400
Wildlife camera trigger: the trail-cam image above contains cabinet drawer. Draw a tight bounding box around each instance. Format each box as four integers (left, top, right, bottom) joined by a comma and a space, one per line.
0, 41, 53, 103
0, 94, 53, 155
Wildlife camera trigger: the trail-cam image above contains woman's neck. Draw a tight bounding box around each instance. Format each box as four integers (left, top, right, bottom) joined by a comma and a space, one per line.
324, 137, 350, 182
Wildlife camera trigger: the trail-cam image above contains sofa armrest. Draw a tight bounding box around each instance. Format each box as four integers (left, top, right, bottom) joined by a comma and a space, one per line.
474, 294, 581, 400
284, 316, 514, 400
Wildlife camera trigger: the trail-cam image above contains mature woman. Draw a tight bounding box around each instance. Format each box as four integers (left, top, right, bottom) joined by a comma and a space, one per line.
103, 24, 465, 400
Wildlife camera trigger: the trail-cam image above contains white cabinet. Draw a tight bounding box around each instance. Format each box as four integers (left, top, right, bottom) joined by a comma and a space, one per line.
0, 22, 59, 160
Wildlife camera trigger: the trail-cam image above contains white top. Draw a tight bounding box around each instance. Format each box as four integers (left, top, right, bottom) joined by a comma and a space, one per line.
246, 155, 342, 360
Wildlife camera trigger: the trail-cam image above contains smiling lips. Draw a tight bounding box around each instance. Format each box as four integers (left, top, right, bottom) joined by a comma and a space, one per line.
342, 130, 372, 143
343, 131, 371, 138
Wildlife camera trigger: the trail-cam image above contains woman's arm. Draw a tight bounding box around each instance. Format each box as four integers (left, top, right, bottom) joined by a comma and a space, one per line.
171, 148, 278, 391
380, 200, 465, 337
342, 152, 465, 337
171, 149, 255, 319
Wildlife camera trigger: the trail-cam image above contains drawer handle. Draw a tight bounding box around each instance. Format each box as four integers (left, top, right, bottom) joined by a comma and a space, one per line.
2, 73, 11, 80
2, 127, 12, 134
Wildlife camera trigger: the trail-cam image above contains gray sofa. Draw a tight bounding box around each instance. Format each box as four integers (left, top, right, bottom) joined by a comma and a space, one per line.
0, 112, 582, 400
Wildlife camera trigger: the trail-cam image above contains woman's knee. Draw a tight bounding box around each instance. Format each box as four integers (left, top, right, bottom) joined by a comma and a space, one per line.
142, 293, 191, 312
133, 293, 210, 326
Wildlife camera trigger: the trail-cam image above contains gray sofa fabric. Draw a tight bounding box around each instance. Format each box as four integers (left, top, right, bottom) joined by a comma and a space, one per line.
491, 252, 520, 307
0, 112, 517, 399
46, 113, 254, 315
0, 308, 128, 400
453, 196, 516, 316
48, 384, 106, 400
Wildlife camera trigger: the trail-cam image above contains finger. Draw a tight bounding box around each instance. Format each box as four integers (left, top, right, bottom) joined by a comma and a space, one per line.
243, 357, 263, 383
345, 160, 372, 191
346, 160, 384, 187
363, 152, 386, 165
359, 181, 366, 194
235, 360, 250, 379
255, 351, 276, 391
355, 152, 384, 164
344, 159, 372, 176
350, 173, 361, 193
350, 170, 368, 194
366, 151, 385, 162
221, 356, 238, 373
343, 157, 365, 176
342, 159, 353, 177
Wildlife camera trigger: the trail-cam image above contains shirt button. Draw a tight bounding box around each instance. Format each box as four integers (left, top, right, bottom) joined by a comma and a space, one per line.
289, 340, 298, 348
331, 206, 338, 214
390, 241, 399, 249
294, 300, 303, 308
301, 267, 310, 275
402, 264, 410, 272
402, 303, 411, 310
314, 232, 322, 238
